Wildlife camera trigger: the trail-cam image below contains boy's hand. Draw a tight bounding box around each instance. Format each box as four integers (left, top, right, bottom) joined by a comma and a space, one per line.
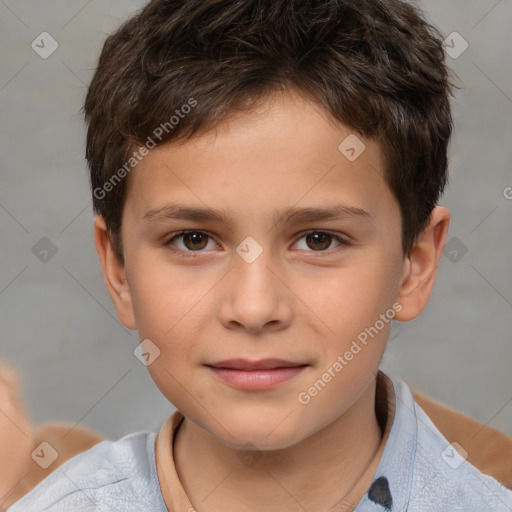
0, 364, 34, 509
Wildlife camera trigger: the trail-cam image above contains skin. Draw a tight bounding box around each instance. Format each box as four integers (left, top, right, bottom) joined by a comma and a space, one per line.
94, 89, 450, 511
0, 365, 33, 510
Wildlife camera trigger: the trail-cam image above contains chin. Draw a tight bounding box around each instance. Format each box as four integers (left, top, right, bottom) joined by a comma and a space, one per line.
222, 430, 305, 452
211, 410, 308, 451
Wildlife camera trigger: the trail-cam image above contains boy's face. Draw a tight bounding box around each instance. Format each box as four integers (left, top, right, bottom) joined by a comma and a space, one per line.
100, 90, 420, 450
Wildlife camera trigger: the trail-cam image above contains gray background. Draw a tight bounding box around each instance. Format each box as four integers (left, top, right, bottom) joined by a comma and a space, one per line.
1, 0, 511, 440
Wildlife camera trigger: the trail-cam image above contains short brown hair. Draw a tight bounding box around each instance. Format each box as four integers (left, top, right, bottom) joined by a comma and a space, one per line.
84, 0, 455, 264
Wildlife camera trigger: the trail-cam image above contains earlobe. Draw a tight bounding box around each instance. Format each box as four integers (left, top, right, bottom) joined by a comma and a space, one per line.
93, 215, 137, 330
394, 206, 450, 322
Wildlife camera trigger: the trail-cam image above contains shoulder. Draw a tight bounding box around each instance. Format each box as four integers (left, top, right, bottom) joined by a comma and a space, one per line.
7, 430, 167, 512
413, 390, 512, 489
402, 379, 512, 511
364, 374, 512, 511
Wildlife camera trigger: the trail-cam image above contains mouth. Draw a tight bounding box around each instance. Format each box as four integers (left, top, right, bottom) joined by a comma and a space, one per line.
205, 359, 309, 390
206, 358, 308, 370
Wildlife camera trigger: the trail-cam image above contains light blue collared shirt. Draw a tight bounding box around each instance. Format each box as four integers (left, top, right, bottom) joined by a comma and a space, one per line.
8, 371, 512, 511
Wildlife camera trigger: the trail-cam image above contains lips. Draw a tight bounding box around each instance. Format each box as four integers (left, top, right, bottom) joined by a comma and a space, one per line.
206, 358, 307, 371
205, 359, 309, 390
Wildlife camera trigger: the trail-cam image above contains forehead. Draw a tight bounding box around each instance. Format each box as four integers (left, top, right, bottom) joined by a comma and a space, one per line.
123, 90, 395, 225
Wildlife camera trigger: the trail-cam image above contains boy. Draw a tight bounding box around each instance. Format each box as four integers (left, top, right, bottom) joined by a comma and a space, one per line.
8, 0, 512, 510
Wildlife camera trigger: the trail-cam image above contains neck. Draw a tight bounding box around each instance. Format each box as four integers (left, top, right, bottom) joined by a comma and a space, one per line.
174, 377, 383, 512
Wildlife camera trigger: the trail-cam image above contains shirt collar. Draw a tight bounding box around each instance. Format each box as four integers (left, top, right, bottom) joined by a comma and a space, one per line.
350, 372, 418, 511
155, 370, 410, 512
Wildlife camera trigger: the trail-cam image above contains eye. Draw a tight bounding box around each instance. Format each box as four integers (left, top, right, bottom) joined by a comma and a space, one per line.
163, 229, 350, 257
164, 230, 218, 255
293, 230, 349, 255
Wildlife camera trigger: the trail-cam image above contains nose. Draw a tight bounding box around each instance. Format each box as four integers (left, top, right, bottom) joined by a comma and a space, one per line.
217, 245, 292, 334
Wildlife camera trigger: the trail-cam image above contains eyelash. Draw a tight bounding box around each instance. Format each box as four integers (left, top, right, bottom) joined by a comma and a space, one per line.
163, 230, 350, 258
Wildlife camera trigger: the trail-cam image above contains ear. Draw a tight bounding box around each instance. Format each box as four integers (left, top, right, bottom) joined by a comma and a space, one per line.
394, 206, 450, 322
93, 215, 137, 330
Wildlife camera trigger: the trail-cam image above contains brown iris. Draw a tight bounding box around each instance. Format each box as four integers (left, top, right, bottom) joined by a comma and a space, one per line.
305, 232, 332, 251
182, 232, 209, 250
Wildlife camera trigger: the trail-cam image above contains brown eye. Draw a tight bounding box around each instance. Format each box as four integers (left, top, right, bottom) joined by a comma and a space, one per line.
165, 231, 216, 253
182, 232, 209, 250
305, 232, 332, 251
293, 230, 349, 255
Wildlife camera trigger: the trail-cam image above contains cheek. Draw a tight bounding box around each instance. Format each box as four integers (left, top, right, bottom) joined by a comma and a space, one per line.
128, 258, 211, 380
294, 255, 400, 330
129, 256, 207, 338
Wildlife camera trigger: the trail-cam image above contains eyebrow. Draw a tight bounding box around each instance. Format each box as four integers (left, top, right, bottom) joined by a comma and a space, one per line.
142, 203, 372, 228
